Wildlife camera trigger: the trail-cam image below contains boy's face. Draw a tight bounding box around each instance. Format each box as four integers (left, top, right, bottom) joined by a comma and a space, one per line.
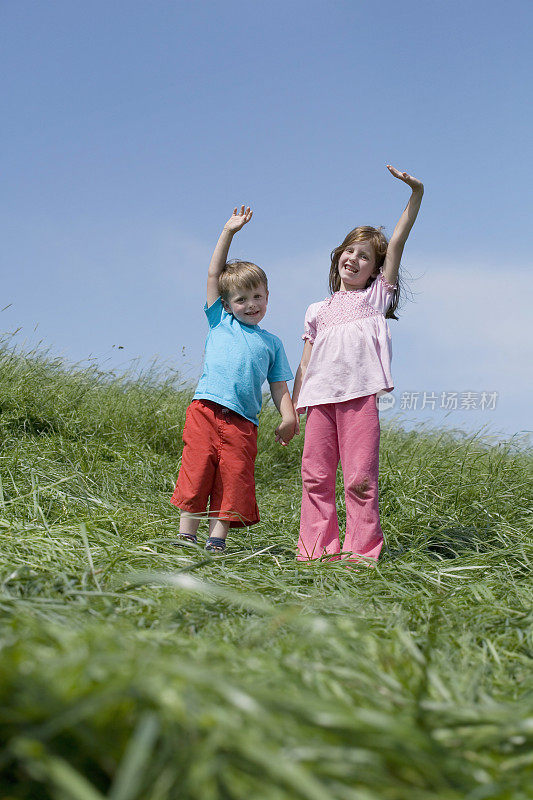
223, 284, 268, 325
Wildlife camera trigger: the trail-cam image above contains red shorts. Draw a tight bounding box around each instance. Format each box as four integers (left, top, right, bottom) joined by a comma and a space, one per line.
171, 399, 259, 528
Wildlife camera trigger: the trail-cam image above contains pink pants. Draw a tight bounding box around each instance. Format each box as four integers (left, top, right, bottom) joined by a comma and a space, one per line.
298, 395, 384, 561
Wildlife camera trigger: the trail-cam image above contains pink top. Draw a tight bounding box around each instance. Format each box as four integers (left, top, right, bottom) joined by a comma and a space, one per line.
296, 274, 396, 412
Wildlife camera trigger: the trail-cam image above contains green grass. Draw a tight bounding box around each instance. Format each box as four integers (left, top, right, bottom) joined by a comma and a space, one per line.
0, 340, 532, 800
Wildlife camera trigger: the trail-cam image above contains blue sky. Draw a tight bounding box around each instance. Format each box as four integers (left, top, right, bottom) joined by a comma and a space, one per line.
1, 0, 531, 439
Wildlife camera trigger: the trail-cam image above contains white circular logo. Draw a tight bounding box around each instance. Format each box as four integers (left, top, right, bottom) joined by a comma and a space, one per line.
377, 393, 396, 411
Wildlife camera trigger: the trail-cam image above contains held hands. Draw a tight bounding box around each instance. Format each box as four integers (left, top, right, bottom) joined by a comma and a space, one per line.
386, 165, 424, 193
275, 416, 297, 447
223, 205, 253, 235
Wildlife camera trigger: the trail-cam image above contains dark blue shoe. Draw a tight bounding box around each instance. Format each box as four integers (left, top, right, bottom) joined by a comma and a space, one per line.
173, 533, 197, 546
205, 537, 226, 553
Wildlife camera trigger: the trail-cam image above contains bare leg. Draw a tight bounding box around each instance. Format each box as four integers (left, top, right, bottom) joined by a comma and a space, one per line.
208, 518, 230, 540
179, 511, 202, 536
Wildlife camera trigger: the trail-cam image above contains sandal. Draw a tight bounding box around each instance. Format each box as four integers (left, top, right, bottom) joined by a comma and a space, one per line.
173, 533, 198, 546
205, 537, 226, 553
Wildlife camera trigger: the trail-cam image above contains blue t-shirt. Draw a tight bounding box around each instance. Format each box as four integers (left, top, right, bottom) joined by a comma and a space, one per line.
194, 298, 293, 425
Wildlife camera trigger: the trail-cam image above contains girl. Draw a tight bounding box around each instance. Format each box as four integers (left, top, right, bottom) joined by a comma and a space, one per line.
292, 165, 424, 562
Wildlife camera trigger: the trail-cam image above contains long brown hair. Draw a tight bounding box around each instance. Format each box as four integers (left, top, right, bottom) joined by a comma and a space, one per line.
329, 226, 400, 319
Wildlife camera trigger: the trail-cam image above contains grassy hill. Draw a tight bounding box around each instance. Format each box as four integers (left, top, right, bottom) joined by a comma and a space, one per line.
0, 343, 532, 800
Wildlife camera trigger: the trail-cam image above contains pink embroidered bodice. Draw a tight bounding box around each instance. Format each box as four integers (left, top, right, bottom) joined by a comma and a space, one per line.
296, 273, 396, 412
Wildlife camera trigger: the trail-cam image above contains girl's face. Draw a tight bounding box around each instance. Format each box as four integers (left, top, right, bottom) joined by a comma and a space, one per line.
338, 241, 378, 291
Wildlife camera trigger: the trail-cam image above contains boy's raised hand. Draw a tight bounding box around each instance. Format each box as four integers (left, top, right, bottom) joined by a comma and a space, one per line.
223, 205, 253, 234
386, 165, 424, 193
207, 205, 254, 307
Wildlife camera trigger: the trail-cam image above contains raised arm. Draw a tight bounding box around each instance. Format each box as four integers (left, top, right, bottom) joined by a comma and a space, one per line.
206, 205, 253, 307
382, 166, 424, 287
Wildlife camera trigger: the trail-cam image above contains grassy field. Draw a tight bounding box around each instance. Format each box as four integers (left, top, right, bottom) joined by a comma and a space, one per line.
0, 342, 532, 800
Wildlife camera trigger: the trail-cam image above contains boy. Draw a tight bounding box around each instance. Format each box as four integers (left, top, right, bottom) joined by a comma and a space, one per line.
171, 206, 296, 552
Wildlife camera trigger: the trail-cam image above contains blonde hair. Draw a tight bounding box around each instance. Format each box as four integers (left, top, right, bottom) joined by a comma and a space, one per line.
218, 260, 268, 301
329, 226, 400, 319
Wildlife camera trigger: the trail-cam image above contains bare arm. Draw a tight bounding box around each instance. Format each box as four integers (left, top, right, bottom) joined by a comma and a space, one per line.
270, 381, 297, 446
382, 166, 424, 287
291, 339, 313, 434
206, 205, 253, 307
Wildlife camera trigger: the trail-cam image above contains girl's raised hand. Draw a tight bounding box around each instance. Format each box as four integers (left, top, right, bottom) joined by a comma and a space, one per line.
223, 205, 253, 234
386, 165, 424, 193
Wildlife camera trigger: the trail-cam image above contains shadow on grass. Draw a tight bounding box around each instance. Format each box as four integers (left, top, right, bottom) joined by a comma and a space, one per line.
382, 524, 498, 562
386, 525, 497, 562
425, 525, 495, 558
